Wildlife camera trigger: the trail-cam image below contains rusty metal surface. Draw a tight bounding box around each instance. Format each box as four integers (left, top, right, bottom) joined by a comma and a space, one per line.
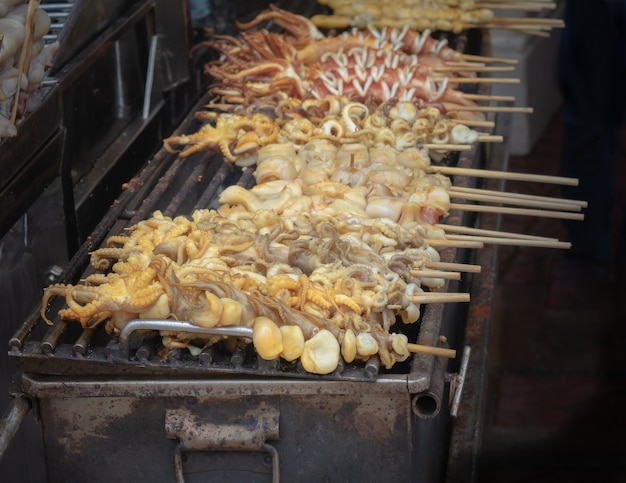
444, 112, 511, 483
0, 398, 31, 460
20, 373, 408, 398
1, 13, 499, 482
38, 390, 413, 482
165, 403, 280, 450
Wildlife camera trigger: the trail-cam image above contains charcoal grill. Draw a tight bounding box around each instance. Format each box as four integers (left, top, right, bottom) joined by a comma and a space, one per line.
0, 1, 505, 481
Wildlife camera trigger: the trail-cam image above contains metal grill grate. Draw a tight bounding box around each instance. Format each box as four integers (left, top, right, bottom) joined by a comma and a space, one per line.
8, 87, 472, 383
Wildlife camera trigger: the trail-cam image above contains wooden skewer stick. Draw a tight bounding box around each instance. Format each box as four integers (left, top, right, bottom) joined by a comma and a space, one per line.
479, 0, 556, 4
433, 77, 521, 84
425, 261, 482, 273
448, 119, 496, 128
447, 105, 534, 113
460, 53, 518, 65
411, 292, 471, 304
461, 93, 516, 102
479, 24, 557, 32
407, 343, 456, 359
476, 2, 556, 9
445, 234, 571, 249
478, 5, 554, 12
433, 66, 516, 73
428, 165, 579, 186
492, 17, 565, 26
435, 223, 560, 241
426, 239, 484, 249
450, 185, 588, 208
448, 188, 583, 211
462, 23, 552, 32
476, 2, 557, 11
422, 143, 472, 151
410, 270, 461, 281
445, 61, 486, 67
477, 135, 504, 143
449, 203, 585, 220
497, 27, 555, 36
479, 21, 558, 30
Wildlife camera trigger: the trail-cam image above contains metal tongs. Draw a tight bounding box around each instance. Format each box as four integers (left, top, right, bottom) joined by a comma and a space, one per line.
118, 319, 254, 355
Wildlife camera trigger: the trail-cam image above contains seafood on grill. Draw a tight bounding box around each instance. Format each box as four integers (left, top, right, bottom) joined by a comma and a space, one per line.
219, 171, 451, 225
38, 5, 488, 375
311, 0, 559, 36
41, 267, 166, 329
311, 0, 495, 33
40, 207, 452, 373
204, 42, 478, 109
198, 6, 490, 116
1, 2, 58, 138
230, 5, 471, 65
163, 112, 279, 160
217, 132, 453, 225
165, 98, 482, 166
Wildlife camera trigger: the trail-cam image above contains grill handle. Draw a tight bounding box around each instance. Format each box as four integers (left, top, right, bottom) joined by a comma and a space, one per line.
450, 345, 472, 417
0, 397, 32, 462
165, 404, 280, 483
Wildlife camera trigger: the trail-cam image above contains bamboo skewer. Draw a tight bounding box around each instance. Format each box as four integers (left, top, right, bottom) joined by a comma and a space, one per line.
448, 119, 496, 128
449, 185, 588, 208
476, 2, 557, 10
484, 24, 555, 32
436, 223, 560, 241
433, 77, 521, 84
480, 0, 556, 3
491, 17, 565, 26
426, 238, 485, 248
449, 203, 586, 220
460, 53, 518, 64
445, 61, 487, 67
410, 269, 462, 281
447, 105, 533, 113
479, 0, 556, 3
411, 292, 471, 304
461, 93, 516, 103
423, 144, 472, 151
476, 4, 553, 11
407, 343, 456, 358
425, 261, 481, 274
433, 66, 516, 73
428, 165, 579, 186
445, 234, 571, 249
477, 135, 504, 143
448, 188, 583, 211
